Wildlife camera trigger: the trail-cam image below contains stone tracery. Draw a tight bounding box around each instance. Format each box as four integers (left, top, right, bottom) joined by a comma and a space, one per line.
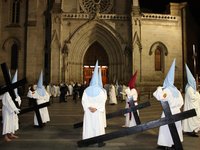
79, 0, 113, 14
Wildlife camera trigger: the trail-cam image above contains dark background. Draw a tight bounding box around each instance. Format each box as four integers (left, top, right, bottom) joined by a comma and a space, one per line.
140, 0, 200, 26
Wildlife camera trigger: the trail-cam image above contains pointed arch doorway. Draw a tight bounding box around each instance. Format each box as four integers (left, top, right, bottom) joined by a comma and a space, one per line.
83, 41, 109, 85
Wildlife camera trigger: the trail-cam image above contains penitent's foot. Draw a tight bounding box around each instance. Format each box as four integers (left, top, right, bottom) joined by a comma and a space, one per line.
4, 135, 12, 142
9, 134, 19, 139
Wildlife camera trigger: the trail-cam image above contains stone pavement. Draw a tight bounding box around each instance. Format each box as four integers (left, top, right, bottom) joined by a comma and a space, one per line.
0, 95, 199, 150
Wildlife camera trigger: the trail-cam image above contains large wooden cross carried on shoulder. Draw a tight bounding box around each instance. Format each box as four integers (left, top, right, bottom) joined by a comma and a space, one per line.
0, 63, 50, 128
77, 101, 196, 150
19, 98, 50, 128
73, 99, 150, 128
0, 63, 26, 108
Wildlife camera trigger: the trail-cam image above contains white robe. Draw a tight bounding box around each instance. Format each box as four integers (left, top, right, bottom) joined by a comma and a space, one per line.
82, 90, 107, 139
56, 86, 60, 97
46, 85, 52, 96
52, 85, 57, 97
2, 92, 20, 135
68, 85, 73, 96
115, 84, 119, 96
122, 85, 127, 101
125, 88, 139, 127
102, 88, 107, 128
27, 90, 50, 125
109, 85, 117, 104
182, 86, 200, 132
153, 87, 183, 147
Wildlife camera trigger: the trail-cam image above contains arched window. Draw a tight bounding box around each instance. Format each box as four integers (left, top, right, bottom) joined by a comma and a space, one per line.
155, 47, 161, 71
12, 0, 20, 24
11, 43, 19, 70
149, 42, 168, 73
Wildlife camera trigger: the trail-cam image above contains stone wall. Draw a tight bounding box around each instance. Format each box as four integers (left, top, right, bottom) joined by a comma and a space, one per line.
0, 0, 186, 91
0, 0, 26, 83
139, 13, 183, 87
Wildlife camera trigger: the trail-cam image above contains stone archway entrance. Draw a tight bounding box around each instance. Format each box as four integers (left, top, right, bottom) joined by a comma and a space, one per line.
83, 41, 108, 85
65, 21, 129, 84
83, 66, 108, 85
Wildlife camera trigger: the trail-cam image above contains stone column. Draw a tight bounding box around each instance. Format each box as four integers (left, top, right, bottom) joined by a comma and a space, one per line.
131, 0, 142, 81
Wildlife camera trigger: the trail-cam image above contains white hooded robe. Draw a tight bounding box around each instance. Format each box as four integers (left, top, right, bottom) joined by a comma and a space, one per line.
2, 92, 20, 135
109, 84, 117, 104
153, 87, 183, 147
124, 88, 138, 127
82, 90, 107, 139
182, 86, 200, 132
27, 90, 50, 125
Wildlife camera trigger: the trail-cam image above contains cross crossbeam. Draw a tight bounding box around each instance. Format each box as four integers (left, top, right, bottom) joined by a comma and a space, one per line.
20, 100, 50, 128
0, 63, 27, 108
77, 101, 196, 149
0, 62, 50, 128
0, 101, 50, 123
73, 101, 150, 128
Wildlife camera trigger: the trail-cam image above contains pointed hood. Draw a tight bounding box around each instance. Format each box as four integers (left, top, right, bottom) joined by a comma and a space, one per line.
85, 60, 101, 97
128, 71, 137, 89
163, 59, 176, 88
185, 64, 196, 92
163, 59, 179, 97
36, 71, 46, 96
98, 67, 103, 88
12, 70, 18, 97
89, 60, 99, 86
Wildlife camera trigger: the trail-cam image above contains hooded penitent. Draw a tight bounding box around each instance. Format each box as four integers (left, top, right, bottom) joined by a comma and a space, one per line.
185, 64, 196, 92
85, 60, 101, 97
12, 70, 19, 97
163, 59, 179, 97
36, 71, 46, 96
128, 71, 137, 90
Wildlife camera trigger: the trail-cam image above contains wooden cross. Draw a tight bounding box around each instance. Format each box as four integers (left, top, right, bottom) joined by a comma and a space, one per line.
0, 63, 26, 108
20, 99, 50, 128
128, 97, 141, 125
77, 101, 196, 149
161, 101, 182, 149
0, 62, 50, 128
73, 101, 150, 128
0, 98, 50, 127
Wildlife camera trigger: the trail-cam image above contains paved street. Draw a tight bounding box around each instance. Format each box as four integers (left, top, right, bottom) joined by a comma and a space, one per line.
0, 94, 199, 150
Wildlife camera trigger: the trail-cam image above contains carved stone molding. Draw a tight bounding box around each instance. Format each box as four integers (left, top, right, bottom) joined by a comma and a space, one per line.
79, 0, 113, 14
142, 13, 177, 21
62, 13, 129, 20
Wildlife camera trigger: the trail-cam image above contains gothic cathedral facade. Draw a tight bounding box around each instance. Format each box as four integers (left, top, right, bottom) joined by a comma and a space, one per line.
0, 0, 188, 89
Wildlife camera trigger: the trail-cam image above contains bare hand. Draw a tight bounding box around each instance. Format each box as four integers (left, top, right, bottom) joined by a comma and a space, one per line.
88, 107, 97, 113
